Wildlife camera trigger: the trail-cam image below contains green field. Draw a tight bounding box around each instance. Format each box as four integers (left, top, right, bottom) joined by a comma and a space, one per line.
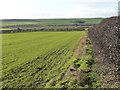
2, 22, 39, 27
1, 18, 103, 27
0, 28, 13, 30
2, 31, 85, 88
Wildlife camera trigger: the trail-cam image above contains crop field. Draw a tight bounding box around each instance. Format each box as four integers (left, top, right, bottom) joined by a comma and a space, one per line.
1, 18, 101, 88
2, 31, 86, 88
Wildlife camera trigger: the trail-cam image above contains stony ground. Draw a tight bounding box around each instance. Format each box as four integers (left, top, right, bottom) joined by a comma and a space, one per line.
88, 16, 120, 88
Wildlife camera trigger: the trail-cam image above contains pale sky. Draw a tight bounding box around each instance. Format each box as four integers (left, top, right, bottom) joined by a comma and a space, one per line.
0, 0, 119, 19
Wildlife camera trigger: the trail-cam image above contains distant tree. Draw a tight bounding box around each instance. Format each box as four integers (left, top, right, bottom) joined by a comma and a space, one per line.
17, 28, 22, 32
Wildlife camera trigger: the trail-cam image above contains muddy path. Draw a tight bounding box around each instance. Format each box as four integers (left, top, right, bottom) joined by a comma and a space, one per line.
73, 32, 87, 58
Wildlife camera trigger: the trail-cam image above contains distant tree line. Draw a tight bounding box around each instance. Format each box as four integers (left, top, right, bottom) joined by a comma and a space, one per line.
1, 27, 87, 34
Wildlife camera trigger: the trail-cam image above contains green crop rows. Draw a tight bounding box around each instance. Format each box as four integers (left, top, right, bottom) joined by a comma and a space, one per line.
2, 31, 85, 88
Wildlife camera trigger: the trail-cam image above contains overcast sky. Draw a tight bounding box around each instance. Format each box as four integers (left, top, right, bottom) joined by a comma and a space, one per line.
0, 0, 119, 19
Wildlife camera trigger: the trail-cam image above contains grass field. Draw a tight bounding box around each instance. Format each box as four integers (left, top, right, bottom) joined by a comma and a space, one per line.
1, 18, 102, 27
2, 22, 39, 27
2, 31, 85, 88
0, 28, 13, 30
